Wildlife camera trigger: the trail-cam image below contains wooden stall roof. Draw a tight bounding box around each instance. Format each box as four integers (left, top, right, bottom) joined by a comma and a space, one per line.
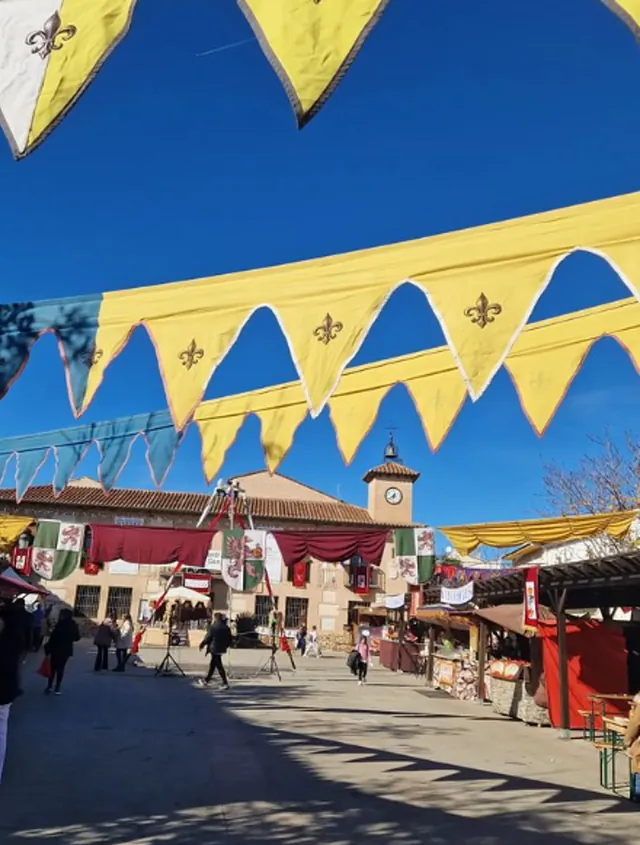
422, 551, 640, 610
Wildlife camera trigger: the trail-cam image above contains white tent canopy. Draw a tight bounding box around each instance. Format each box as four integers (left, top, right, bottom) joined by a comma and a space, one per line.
151, 586, 210, 604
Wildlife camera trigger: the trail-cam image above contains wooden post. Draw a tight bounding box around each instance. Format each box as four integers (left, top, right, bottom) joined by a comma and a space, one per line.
427, 625, 435, 685
555, 589, 571, 740
477, 621, 487, 703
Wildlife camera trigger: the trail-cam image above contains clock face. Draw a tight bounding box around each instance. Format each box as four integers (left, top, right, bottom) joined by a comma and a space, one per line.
385, 486, 403, 505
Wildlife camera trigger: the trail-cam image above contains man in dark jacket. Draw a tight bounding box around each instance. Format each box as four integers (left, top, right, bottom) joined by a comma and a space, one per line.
198, 614, 232, 689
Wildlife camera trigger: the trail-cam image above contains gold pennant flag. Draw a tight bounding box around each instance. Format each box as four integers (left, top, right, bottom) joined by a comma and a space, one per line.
238, 0, 390, 126
601, 1, 640, 40
506, 298, 640, 434
195, 382, 308, 481
0, 0, 138, 159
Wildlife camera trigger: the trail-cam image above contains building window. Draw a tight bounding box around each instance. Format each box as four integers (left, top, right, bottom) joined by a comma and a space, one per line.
74, 586, 101, 619
255, 595, 278, 628
284, 597, 308, 630
369, 566, 385, 591
320, 563, 339, 589
106, 587, 133, 620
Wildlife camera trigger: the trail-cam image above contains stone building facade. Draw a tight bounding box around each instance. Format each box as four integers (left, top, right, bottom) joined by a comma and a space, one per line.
0, 460, 421, 645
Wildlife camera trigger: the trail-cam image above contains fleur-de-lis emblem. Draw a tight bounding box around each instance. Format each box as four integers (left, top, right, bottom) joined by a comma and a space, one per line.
463, 293, 502, 329
81, 346, 103, 368
26, 12, 77, 60
313, 313, 343, 345
179, 339, 204, 370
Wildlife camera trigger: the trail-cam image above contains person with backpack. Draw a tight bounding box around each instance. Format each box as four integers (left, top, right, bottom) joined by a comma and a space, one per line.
44, 609, 80, 695
198, 613, 232, 689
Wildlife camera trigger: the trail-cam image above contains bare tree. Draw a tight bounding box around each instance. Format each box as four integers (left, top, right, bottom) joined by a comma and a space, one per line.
540, 430, 640, 558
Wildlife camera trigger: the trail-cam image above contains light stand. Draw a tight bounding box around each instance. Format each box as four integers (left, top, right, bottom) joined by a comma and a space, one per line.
155, 606, 186, 677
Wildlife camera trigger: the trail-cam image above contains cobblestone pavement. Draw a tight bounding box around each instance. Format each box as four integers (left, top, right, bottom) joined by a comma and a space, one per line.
0, 644, 636, 843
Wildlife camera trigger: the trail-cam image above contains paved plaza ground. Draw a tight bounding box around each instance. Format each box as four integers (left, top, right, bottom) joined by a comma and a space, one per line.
0, 642, 636, 844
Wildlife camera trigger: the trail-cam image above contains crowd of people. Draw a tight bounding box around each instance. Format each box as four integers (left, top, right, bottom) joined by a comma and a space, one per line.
92, 614, 134, 672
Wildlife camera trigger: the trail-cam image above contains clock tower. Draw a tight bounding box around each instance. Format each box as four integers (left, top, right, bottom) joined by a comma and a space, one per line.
363, 436, 419, 524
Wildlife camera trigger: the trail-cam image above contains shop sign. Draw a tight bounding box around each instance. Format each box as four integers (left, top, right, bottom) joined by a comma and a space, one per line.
440, 581, 474, 605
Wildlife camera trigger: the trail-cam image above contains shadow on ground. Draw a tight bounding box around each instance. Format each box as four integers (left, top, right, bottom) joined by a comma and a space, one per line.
0, 649, 635, 844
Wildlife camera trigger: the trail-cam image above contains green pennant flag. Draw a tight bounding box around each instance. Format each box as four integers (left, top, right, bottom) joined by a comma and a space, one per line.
31, 521, 85, 581
395, 527, 436, 585
221, 529, 265, 592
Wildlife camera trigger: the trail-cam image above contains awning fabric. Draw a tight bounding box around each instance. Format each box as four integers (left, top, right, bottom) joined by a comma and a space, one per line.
0, 567, 47, 594
473, 604, 553, 636
273, 530, 388, 566
0, 516, 34, 550
88, 524, 215, 569
439, 510, 638, 556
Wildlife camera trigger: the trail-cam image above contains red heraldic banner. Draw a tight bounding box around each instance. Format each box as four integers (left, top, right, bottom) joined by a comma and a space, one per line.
292, 561, 307, 588
12, 547, 32, 575
523, 567, 540, 632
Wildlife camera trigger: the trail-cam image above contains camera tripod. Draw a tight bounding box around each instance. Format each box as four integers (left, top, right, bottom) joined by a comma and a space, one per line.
252, 629, 282, 681
155, 618, 186, 677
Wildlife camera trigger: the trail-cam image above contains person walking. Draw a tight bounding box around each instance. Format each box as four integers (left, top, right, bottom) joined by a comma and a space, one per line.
44, 609, 80, 695
0, 605, 22, 785
304, 626, 321, 658
296, 625, 307, 657
114, 614, 134, 672
94, 616, 115, 672
198, 613, 232, 689
30, 602, 45, 652
357, 634, 370, 685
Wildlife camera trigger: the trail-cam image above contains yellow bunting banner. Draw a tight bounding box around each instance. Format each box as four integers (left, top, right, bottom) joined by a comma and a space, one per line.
440, 510, 638, 556
505, 298, 640, 435
237, 0, 390, 126
82, 191, 640, 431
0, 0, 138, 159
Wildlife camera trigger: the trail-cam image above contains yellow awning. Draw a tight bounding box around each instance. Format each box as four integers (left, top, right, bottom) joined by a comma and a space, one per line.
0, 516, 35, 551
439, 511, 638, 557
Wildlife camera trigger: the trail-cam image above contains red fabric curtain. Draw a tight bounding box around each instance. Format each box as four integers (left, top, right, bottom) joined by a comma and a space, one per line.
539, 619, 629, 729
273, 530, 388, 566
88, 524, 215, 569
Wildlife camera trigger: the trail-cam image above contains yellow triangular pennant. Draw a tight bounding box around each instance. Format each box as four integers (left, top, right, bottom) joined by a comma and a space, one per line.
256, 383, 308, 472
238, 0, 390, 126
506, 298, 640, 434
601, 1, 640, 41
412, 191, 640, 399
25, 0, 138, 157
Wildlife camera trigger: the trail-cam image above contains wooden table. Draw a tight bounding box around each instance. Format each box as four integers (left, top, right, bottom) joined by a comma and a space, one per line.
589, 693, 633, 740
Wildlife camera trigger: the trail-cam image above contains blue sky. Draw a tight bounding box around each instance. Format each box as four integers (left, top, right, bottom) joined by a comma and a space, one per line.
0, 0, 639, 538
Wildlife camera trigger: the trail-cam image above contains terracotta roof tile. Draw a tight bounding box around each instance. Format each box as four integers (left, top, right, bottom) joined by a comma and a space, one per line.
362, 462, 420, 483
0, 484, 385, 526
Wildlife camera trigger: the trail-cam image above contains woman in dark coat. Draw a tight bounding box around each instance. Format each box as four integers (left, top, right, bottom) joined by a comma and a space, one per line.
44, 609, 80, 695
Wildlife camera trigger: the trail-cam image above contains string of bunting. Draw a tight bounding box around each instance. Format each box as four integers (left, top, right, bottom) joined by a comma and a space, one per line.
0, 1, 638, 157
3, 295, 640, 501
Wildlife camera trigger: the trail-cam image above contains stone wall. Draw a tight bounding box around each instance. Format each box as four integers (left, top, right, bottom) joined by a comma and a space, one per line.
490, 676, 550, 726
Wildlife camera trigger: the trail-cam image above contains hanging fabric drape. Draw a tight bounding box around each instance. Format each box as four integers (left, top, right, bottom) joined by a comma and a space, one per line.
439, 510, 638, 556
87, 524, 215, 568
272, 530, 388, 566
